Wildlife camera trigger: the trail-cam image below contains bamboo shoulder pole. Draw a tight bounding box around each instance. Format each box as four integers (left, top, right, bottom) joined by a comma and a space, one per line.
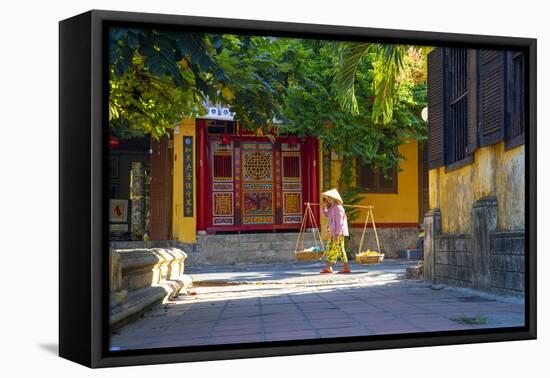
307, 204, 324, 251
294, 204, 309, 253
304, 202, 374, 209
369, 207, 382, 254
357, 207, 371, 255
305, 202, 381, 254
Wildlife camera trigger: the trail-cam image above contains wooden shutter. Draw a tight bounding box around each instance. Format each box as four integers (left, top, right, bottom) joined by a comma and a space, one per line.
427, 48, 445, 169
358, 163, 375, 189
150, 136, 172, 240
466, 49, 478, 154
478, 50, 506, 146
505, 51, 526, 148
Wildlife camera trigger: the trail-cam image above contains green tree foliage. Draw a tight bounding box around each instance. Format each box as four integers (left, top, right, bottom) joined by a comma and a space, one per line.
109, 30, 427, 204
213, 35, 297, 132
279, 41, 427, 179
269, 40, 426, 222
334, 43, 430, 125
109, 29, 299, 138
109, 28, 225, 139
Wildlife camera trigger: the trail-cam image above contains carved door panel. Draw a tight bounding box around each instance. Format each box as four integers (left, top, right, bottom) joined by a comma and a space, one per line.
210, 140, 234, 227
208, 137, 304, 231
280, 142, 303, 225
241, 141, 275, 225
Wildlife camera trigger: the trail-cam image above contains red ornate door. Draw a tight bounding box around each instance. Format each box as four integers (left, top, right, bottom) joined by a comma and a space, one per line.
206, 137, 306, 232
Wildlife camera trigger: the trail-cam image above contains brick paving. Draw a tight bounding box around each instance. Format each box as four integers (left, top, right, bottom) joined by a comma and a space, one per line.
110, 261, 524, 350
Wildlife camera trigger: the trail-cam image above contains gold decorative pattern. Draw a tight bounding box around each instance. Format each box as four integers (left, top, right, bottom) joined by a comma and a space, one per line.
243, 216, 273, 224
213, 192, 233, 216
244, 153, 271, 180
284, 192, 301, 214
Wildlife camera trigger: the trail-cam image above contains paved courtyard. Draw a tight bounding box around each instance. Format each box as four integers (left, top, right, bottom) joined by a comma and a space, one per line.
110, 260, 525, 350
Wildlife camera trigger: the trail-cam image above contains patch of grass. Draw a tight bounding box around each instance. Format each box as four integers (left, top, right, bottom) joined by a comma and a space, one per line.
450, 316, 489, 325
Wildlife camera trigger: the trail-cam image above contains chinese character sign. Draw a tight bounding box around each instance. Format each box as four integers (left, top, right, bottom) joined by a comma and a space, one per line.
183, 136, 194, 217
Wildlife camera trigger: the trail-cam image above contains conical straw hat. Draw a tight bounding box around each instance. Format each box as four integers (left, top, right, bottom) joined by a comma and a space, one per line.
322, 189, 343, 204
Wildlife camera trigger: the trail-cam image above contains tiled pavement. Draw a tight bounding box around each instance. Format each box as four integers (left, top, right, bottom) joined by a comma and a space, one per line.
110, 261, 525, 350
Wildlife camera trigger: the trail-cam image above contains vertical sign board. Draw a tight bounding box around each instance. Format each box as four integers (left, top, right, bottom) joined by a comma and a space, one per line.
183, 136, 194, 217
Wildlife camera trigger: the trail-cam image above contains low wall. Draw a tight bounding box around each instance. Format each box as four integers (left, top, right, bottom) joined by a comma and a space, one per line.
348, 227, 418, 259
118, 229, 418, 266
183, 232, 315, 266
489, 231, 525, 295
424, 197, 525, 296
434, 234, 473, 287
182, 229, 416, 265
110, 247, 192, 328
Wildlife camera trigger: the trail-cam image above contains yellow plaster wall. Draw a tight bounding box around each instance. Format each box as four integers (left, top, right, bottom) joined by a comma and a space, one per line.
172, 118, 197, 243
428, 142, 524, 234
495, 144, 525, 231
319, 139, 420, 238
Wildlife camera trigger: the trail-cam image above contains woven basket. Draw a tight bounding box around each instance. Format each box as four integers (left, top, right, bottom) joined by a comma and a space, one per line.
355, 253, 385, 264
295, 250, 323, 261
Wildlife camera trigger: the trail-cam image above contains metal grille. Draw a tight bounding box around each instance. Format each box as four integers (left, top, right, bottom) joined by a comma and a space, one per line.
509, 52, 525, 141
213, 152, 232, 180
283, 155, 300, 179
446, 48, 469, 164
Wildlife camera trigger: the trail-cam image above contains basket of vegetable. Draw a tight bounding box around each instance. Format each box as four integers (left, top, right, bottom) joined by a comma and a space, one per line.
355, 249, 385, 264
295, 246, 324, 261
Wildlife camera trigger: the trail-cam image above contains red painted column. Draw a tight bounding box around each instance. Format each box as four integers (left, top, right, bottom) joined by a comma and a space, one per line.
301, 137, 311, 228
196, 119, 207, 233
308, 136, 320, 227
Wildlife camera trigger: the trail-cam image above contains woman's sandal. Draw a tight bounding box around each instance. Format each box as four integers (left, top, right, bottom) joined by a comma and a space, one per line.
337, 269, 351, 274
320, 268, 333, 274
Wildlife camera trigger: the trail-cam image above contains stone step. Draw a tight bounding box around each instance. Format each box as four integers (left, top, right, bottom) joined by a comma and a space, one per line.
185, 249, 298, 266
181, 232, 323, 266
196, 238, 317, 253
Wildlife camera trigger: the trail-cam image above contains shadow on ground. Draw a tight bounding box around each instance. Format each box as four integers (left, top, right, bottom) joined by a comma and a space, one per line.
38, 343, 58, 356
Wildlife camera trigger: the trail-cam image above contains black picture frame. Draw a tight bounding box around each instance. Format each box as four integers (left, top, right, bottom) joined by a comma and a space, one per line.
59, 9, 537, 368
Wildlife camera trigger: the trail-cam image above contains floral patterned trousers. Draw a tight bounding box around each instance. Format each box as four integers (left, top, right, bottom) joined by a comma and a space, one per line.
325, 226, 348, 264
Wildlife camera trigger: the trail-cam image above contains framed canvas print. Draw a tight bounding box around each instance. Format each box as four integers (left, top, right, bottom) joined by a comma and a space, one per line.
59, 9, 536, 368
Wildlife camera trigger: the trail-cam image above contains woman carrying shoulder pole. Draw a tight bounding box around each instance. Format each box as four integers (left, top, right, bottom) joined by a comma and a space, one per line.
320, 189, 351, 274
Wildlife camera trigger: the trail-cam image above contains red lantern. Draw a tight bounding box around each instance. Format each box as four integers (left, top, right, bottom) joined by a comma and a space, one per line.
109, 134, 119, 149
221, 133, 231, 145
288, 135, 298, 147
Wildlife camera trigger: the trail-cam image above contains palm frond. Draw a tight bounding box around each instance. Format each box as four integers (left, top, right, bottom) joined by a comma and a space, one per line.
371, 45, 407, 124
334, 43, 426, 125
334, 42, 372, 114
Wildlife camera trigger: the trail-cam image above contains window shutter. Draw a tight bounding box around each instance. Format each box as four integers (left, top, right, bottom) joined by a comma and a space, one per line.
505, 52, 525, 149
466, 49, 478, 154
358, 163, 375, 189
478, 50, 506, 146
427, 48, 445, 169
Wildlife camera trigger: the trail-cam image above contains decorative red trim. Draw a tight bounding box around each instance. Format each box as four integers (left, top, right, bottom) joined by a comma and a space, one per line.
308, 136, 320, 226
196, 119, 207, 232
349, 222, 419, 228
206, 224, 301, 233
300, 138, 309, 226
